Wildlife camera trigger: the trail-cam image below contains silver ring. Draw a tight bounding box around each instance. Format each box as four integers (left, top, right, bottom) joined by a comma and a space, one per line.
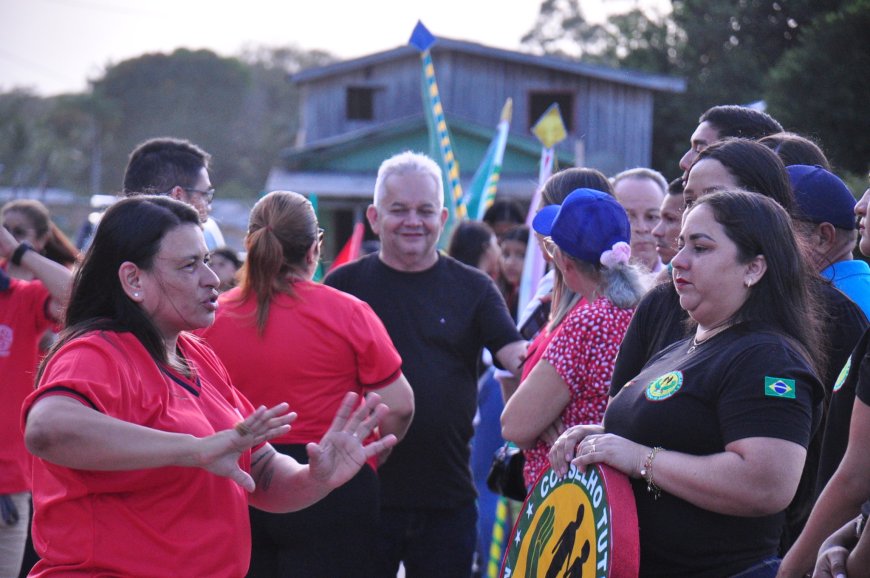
591, 443, 596, 454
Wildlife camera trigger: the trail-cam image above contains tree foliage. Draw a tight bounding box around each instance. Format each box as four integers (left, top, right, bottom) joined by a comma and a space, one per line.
765, 0, 870, 174
0, 45, 335, 197
522, 0, 861, 177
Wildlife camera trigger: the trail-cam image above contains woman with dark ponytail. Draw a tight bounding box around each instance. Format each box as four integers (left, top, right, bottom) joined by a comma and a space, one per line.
201, 190, 414, 578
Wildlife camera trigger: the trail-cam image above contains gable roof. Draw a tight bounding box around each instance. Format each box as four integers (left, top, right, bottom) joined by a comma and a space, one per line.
279, 112, 571, 172
269, 113, 573, 200
292, 37, 685, 93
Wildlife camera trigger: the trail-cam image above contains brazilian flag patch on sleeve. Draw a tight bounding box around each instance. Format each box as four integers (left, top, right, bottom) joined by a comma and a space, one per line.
765, 376, 796, 399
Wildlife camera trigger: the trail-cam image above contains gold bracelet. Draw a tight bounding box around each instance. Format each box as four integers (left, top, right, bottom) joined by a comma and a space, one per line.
640, 446, 664, 500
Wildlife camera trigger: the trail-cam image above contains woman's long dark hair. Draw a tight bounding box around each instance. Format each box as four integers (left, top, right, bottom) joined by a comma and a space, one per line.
694, 190, 822, 371
37, 196, 201, 381
694, 138, 795, 215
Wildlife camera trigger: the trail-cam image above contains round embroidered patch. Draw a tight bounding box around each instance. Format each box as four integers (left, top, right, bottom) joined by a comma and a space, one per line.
645, 371, 683, 401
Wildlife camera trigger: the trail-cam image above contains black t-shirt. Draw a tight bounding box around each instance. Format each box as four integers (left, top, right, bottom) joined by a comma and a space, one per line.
611, 279, 865, 400
604, 322, 823, 578
783, 282, 867, 548
610, 281, 687, 397
817, 326, 870, 494
325, 253, 521, 508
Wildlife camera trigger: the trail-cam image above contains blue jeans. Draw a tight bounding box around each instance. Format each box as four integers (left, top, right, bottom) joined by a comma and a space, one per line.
375, 501, 477, 578
730, 556, 781, 578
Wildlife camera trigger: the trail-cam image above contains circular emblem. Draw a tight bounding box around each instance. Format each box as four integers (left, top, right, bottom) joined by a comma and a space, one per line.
645, 371, 683, 401
500, 464, 638, 578
833, 357, 851, 393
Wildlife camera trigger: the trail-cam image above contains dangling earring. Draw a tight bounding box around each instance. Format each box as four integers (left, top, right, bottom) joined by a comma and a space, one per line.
744, 278, 752, 288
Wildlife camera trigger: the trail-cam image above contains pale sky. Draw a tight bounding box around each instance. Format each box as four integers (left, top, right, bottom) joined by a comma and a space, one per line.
0, 0, 665, 96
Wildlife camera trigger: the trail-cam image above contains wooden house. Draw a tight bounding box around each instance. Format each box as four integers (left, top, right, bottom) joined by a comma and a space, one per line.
266, 37, 684, 257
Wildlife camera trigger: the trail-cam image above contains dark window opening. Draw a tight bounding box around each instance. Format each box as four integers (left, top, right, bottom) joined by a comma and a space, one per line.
346, 87, 375, 121
528, 92, 574, 132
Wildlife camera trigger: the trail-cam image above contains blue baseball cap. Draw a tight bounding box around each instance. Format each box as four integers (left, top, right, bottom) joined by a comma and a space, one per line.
532, 188, 631, 264
788, 165, 856, 230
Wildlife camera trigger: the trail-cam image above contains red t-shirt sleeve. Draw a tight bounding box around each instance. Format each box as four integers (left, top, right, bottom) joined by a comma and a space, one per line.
16, 278, 55, 334
23, 334, 132, 420
349, 301, 403, 390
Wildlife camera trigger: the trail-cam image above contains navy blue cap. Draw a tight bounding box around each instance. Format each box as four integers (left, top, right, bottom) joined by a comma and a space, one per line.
532, 188, 630, 264
788, 165, 856, 230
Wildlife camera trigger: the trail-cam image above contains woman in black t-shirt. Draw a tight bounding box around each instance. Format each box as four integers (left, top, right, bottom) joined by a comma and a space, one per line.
780, 180, 870, 578
550, 191, 824, 577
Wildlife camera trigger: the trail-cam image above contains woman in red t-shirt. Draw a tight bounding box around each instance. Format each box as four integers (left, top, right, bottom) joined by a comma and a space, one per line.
201, 191, 414, 577
22, 195, 396, 578
0, 224, 71, 578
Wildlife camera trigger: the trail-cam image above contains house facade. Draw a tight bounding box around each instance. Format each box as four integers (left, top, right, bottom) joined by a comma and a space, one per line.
266, 37, 684, 257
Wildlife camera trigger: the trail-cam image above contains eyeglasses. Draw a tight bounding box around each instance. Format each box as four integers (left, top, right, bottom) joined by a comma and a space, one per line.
183, 187, 215, 203
317, 227, 325, 244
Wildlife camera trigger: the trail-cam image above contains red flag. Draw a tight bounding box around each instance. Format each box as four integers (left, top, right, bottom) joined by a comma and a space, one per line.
328, 221, 365, 273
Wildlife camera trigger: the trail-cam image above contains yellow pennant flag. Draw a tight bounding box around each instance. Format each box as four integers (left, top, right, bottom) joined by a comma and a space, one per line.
531, 103, 567, 149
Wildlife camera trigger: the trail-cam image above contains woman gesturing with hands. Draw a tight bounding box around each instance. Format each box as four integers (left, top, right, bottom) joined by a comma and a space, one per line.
22, 196, 397, 578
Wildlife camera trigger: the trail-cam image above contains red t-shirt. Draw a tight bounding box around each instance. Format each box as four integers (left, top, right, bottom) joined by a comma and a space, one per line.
523, 297, 634, 486
21, 331, 258, 578
0, 277, 53, 494
200, 281, 402, 445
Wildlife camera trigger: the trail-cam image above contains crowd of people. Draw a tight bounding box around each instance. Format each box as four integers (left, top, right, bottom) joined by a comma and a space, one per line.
1, 102, 869, 578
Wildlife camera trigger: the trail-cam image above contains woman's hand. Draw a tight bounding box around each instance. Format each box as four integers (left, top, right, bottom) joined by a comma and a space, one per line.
306, 392, 398, 489
568, 433, 649, 479
812, 545, 849, 578
538, 417, 566, 448
196, 403, 295, 492
548, 424, 604, 476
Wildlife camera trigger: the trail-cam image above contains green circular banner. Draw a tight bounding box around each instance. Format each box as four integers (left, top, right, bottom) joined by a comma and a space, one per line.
500, 463, 639, 578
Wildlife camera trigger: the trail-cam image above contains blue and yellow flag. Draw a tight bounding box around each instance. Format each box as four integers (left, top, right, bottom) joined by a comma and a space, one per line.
410, 21, 465, 246
466, 98, 512, 221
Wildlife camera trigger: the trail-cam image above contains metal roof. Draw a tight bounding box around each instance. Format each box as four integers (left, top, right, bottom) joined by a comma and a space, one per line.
292, 37, 685, 93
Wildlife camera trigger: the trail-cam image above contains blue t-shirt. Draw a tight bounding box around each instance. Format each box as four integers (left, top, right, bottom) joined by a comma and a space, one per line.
821, 260, 870, 319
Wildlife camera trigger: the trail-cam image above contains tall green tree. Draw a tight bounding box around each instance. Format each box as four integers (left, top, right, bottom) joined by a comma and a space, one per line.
0, 90, 49, 188
233, 45, 334, 195
765, 0, 870, 174
92, 49, 252, 195
523, 0, 852, 175
89, 46, 334, 197
0, 90, 108, 193
521, 0, 611, 60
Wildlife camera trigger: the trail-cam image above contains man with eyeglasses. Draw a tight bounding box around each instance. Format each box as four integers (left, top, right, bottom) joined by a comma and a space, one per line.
122, 137, 225, 250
